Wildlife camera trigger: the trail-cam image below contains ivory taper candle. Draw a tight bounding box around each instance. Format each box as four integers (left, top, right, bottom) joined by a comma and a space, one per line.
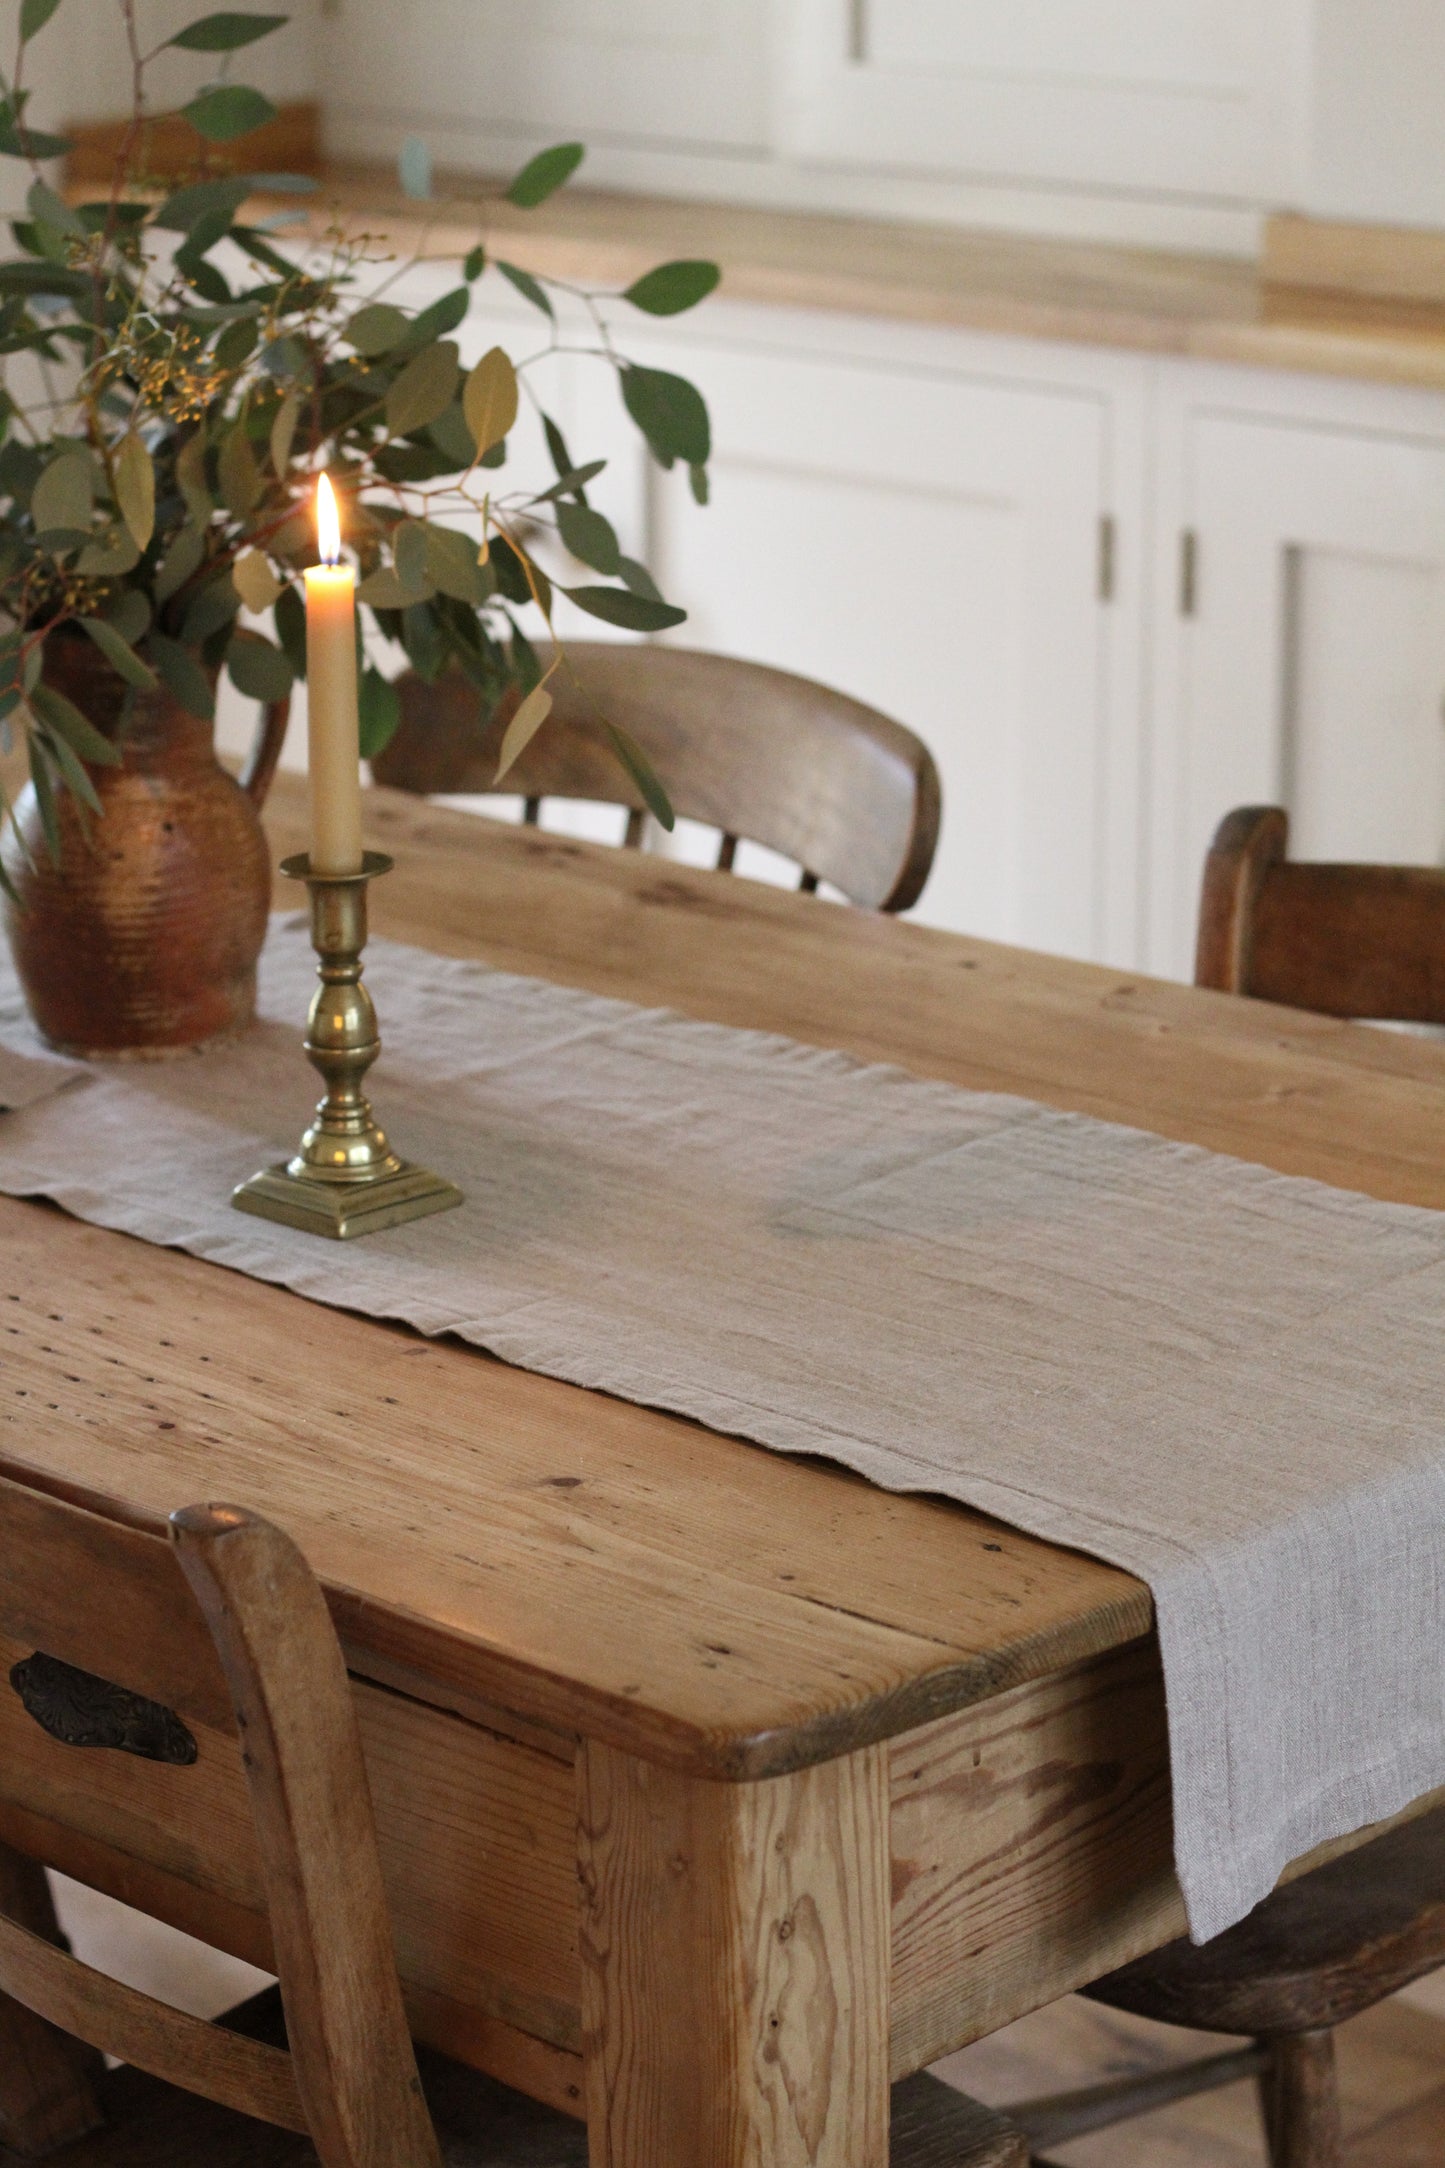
304, 474, 363, 876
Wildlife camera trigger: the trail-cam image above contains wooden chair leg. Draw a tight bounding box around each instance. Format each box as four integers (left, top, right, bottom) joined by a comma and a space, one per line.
0, 1845, 105, 2158
1257, 2030, 1341, 2168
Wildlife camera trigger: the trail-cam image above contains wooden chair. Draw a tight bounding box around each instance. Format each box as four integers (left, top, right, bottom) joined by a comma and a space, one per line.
1002, 804, 1445, 2168
1194, 802, 1445, 1017
369, 645, 942, 912
0, 1474, 1023, 2168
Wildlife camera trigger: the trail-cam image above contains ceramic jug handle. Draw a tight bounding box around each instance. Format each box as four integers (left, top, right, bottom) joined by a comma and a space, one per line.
239, 696, 290, 809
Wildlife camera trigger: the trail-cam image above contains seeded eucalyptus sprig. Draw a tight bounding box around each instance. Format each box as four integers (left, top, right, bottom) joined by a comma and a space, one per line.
0, 2, 719, 884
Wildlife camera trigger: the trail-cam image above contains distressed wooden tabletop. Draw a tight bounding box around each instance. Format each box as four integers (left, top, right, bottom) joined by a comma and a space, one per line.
6, 775, 1445, 1779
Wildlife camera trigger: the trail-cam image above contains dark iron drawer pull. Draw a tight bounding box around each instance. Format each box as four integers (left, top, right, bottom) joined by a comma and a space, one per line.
9, 1652, 197, 1766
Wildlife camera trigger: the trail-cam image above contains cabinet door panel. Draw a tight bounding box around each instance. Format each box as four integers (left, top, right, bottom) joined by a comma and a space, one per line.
609, 337, 1110, 956
1152, 409, 1445, 977
780, 0, 1303, 204
324, 0, 768, 156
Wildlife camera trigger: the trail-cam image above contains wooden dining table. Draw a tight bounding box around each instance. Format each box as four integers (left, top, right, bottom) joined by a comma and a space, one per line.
5, 774, 1445, 2168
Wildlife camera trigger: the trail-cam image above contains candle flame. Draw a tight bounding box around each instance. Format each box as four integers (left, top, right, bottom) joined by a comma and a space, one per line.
315, 473, 341, 566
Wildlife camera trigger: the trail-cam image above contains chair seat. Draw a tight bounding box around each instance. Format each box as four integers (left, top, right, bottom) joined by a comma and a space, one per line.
2, 1993, 1023, 2168
890, 2071, 1028, 2167
1086, 1803, 1445, 2036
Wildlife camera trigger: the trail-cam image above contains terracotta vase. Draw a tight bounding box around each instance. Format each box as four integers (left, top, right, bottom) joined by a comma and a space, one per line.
1, 635, 289, 1058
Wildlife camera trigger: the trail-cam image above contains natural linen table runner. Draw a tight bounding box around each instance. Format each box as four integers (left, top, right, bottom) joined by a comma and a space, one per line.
3, 918, 1445, 1942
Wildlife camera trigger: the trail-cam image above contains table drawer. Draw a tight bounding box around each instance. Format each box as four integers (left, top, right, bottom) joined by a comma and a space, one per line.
0, 1632, 584, 2107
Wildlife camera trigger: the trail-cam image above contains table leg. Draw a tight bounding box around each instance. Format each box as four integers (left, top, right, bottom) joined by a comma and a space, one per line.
0, 1842, 105, 2156
577, 1740, 890, 2168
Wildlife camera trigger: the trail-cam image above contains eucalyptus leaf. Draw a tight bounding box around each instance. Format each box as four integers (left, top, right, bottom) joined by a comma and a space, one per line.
505, 142, 583, 208
26, 181, 83, 240
226, 628, 293, 701
564, 584, 685, 633
398, 135, 433, 201
79, 615, 157, 691
37, 725, 101, 819
114, 432, 154, 552
31, 681, 121, 766
274, 583, 306, 678
496, 260, 553, 319
182, 574, 241, 646
147, 633, 214, 720
233, 547, 282, 613
622, 259, 720, 316
463, 244, 486, 282
0, 117, 70, 161
620, 364, 711, 467
461, 346, 517, 459
230, 224, 297, 276
32, 526, 92, 554
386, 339, 459, 437
358, 666, 400, 758
76, 529, 139, 577
394, 519, 429, 594
427, 401, 474, 467
401, 599, 447, 681
356, 564, 433, 609
344, 301, 407, 356
27, 732, 59, 861
19, 0, 63, 41
169, 10, 287, 49
266, 505, 312, 564
213, 320, 258, 379
105, 590, 151, 643
30, 447, 93, 537
528, 460, 607, 508
0, 261, 88, 297
176, 431, 213, 520
605, 720, 674, 830
494, 678, 552, 783
154, 175, 250, 233
183, 84, 277, 144
269, 384, 301, 474
393, 285, 469, 351
543, 413, 577, 487
153, 525, 206, 611
259, 333, 306, 379
423, 522, 489, 604
618, 554, 662, 602
179, 254, 232, 305
218, 422, 262, 515
689, 462, 709, 506
556, 501, 620, 576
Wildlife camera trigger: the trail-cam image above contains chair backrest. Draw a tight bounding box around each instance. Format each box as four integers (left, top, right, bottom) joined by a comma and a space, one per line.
369, 643, 942, 912
0, 1473, 442, 2168
1195, 805, 1445, 1022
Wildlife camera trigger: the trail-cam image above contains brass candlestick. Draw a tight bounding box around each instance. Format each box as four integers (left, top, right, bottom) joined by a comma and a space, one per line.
232, 851, 462, 1238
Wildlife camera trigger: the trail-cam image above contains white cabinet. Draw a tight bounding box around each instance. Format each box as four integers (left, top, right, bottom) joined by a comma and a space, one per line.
322, 0, 769, 167
572, 309, 1146, 961
778, 0, 1307, 206
1148, 366, 1445, 976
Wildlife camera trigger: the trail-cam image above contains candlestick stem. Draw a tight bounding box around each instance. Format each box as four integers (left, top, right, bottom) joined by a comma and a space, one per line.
231, 853, 462, 1238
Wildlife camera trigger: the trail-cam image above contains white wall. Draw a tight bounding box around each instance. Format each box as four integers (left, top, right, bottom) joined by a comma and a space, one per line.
1303, 0, 1445, 229
0, 0, 320, 141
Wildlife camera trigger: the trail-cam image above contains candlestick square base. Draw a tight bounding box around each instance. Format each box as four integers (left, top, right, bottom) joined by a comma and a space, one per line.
232, 1160, 464, 1240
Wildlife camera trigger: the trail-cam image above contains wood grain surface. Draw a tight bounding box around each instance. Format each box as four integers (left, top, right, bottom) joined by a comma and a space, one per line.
10, 774, 1445, 1782
247, 167, 1445, 394
577, 1740, 891, 2168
